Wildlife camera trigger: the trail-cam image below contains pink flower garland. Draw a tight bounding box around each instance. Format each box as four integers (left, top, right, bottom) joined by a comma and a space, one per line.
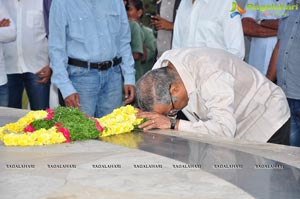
45, 108, 54, 121
95, 120, 104, 133
24, 124, 35, 133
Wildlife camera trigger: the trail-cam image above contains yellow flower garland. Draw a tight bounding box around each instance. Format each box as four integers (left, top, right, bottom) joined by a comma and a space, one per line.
97, 105, 143, 137
0, 105, 143, 146
3, 110, 47, 133
3, 127, 66, 146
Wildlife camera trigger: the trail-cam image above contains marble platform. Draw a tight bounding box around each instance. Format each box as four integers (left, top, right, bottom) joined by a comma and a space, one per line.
0, 107, 300, 199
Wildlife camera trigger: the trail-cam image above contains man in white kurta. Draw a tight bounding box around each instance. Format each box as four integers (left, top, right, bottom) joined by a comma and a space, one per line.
172, 0, 245, 59
136, 48, 290, 144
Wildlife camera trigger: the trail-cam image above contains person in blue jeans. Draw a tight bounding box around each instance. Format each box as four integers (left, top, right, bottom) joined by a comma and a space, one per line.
267, 0, 300, 146
3, 0, 51, 110
49, 0, 135, 117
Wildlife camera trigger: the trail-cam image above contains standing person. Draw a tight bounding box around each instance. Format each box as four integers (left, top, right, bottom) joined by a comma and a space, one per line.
124, 0, 144, 77
126, 0, 156, 81
43, 0, 62, 108
242, 0, 290, 75
136, 48, 290, 145
172, 0, 245, 59
49, 0, 135, 117
128, 20, 144, 79
0, 5, 16, 107
151, 0, 181, 59
3, 0, 51, 110
267, 0, 300, 146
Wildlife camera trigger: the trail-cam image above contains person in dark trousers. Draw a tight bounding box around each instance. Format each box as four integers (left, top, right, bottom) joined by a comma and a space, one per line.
267, 0, 300, 147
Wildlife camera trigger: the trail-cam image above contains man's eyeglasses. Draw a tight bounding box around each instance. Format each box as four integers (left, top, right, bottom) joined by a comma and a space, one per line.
167, 84, 179, 118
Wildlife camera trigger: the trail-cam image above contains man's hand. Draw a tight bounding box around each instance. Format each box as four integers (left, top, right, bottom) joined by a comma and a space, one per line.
242, 18, 277, 37
123, 85, 135, 104
136, 111, 172, 130
36, 66, 52, 84
0, 18, 10, 27
150, 16, 174, 31
64, 93, 80, 107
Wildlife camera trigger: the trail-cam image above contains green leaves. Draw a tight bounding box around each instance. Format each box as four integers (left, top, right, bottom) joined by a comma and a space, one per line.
32, 107, 99, 141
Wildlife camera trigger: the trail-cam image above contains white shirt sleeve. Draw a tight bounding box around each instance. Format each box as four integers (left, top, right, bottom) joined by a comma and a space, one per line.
171, 6, 181, 49
0, 12, 16, 43
178, 71, 237, 138
223, 1, 245, 59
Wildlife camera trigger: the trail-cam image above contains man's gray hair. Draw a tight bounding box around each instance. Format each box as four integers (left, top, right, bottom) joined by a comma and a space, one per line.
135, 67, 179, 111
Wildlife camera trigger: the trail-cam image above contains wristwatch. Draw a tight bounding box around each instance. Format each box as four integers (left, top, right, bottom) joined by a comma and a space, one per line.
170, 118, 176, 130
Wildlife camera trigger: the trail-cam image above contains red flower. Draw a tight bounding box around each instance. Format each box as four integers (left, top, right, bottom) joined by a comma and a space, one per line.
24, 124, 35, 133
54, 123, 63, 127
45, 108, 55, 121
57, 127, 71, 143
95, 120, 104, 133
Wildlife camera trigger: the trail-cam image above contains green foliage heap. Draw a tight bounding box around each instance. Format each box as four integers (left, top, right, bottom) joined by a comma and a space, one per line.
31, 107, 100, 141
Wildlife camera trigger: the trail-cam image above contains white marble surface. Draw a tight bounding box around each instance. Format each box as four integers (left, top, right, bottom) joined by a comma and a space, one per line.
0, 141, 254, 199
1, 107, 300, 198
153, 130, 300, 168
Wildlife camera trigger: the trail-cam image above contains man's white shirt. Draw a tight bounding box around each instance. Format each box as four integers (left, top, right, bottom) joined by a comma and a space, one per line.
153, 48, 290, 143
0, 1, 16, 85
3, 0, 49, 74
172, 0, 245, 59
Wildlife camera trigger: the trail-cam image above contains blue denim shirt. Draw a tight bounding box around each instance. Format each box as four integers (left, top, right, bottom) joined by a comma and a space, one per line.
277, 2, 300, 99
48, 0, 135, 98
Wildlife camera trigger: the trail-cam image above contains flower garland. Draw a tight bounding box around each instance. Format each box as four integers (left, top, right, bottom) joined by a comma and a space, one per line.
0, 105, 144, 146
97, 105, 143, 137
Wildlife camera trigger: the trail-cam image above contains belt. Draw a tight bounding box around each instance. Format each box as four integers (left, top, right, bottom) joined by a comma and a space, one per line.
68, 57, 122, 71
